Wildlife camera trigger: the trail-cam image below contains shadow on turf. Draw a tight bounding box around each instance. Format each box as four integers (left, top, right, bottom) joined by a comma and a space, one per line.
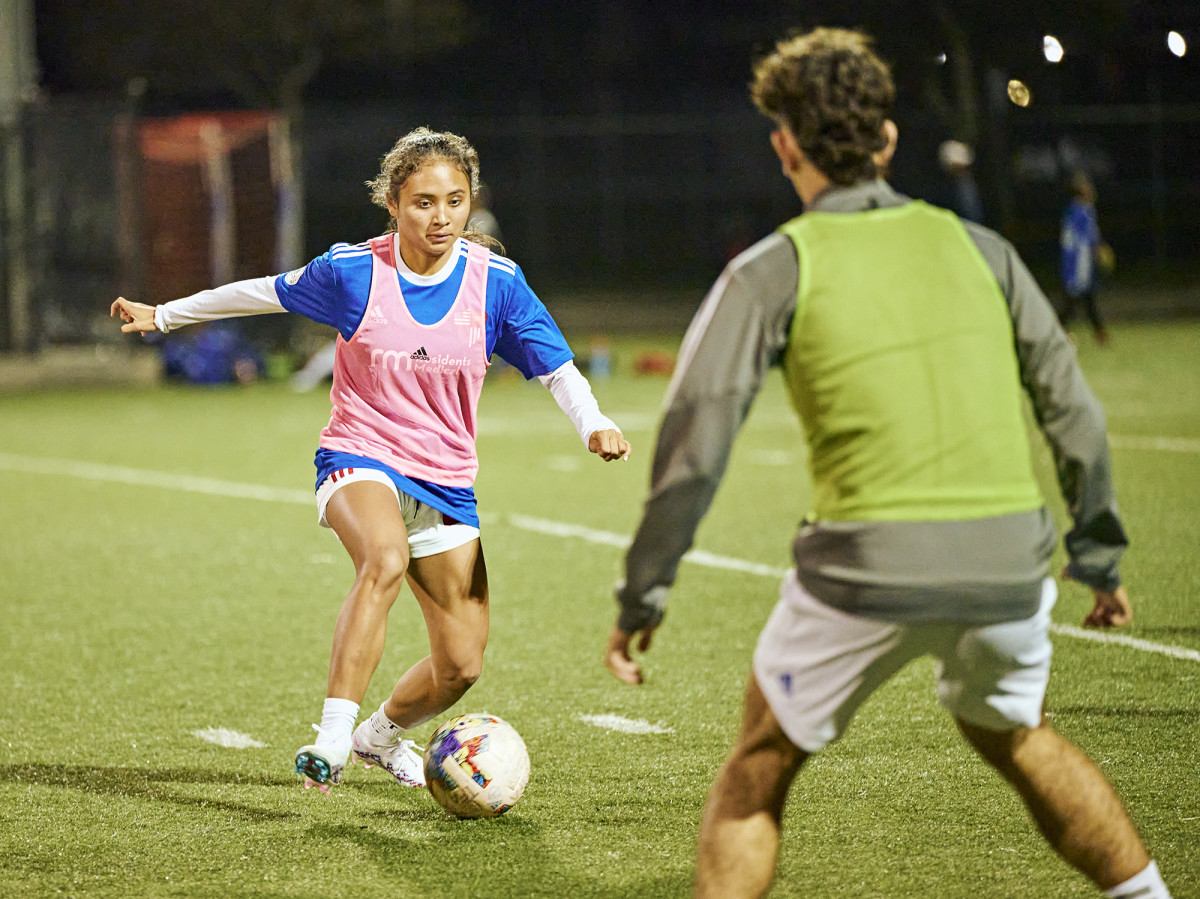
0, 763, 534, 826
299, 821, 679, 899
0, 763, 303, 821
1049, 706, 1197, 719
1134, 625, 1200, 638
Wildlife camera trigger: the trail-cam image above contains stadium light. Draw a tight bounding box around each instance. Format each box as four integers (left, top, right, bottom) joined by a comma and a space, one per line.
1167, 31, 1187, 58
936, 52, 947, 65
1007, 79, 1031, 107
1043, 35, 1064, 63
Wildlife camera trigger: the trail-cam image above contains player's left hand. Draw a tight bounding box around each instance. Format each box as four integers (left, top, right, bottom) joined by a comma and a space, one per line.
604, 624, 654, 685
1083, 585, 1132, 628
589, 429, 631, 461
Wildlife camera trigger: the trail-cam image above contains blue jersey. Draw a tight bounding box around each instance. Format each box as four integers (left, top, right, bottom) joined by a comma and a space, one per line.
274, 236, 575, 525
1060, 200, 1100, 296
275, 237, 573, 378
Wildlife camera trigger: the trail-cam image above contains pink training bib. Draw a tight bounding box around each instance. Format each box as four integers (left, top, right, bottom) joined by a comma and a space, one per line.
319, 236, 491, 486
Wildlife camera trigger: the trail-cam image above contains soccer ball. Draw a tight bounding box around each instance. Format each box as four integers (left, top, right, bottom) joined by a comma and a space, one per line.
423, 712, 530, 818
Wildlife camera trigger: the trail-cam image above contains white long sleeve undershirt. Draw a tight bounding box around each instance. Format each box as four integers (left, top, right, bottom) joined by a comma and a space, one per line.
154, 277, 282, 333
538, 360, 619, 447
152, 281, 617, 447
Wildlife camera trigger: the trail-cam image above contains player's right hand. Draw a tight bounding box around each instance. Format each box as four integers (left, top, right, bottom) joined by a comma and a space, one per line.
1083, 585, 1132, 628
604, 624, 655, 685
110, 297, 159, 334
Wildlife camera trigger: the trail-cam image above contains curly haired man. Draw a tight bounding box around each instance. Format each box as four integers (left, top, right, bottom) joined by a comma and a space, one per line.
605, 27, 1167, 899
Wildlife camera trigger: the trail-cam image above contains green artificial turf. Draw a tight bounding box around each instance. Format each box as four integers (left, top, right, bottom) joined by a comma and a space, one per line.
0, 321, 1196, 897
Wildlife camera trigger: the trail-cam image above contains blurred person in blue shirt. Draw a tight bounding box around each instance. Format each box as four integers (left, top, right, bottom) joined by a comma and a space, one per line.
1059, 171, 1113, 345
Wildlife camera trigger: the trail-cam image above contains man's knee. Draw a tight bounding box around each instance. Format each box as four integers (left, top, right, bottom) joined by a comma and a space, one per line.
715, 676, 808, 819
956, 716, 1044, 776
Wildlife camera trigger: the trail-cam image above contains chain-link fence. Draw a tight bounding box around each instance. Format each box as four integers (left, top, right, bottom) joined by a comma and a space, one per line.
4, 93, 1198, 353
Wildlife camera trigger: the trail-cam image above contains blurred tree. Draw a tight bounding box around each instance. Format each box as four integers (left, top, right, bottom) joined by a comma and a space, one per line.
835, 1, 1134, 145
808, 0, 1135, 231
33, 0, 477, 340
36, 0, 476, 111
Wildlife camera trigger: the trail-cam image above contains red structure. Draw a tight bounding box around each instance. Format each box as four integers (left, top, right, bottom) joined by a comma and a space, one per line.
135, 112, 298, 304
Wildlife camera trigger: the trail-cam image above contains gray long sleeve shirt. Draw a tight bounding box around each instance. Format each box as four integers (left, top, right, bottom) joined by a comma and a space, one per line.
619, 181, 1126, 629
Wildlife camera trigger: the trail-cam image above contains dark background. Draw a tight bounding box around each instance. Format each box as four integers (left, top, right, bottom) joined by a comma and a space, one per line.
33, 2, 1200, 110
13, 0, 1200, 349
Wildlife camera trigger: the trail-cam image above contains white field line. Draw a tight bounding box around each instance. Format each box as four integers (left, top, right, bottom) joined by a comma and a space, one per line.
0, 452, 313, 505
4, 451, 1197, 665
508, 513, 631, 549
578, 714, 674, 735
507, 514, 1200, 665
191, 727, 268, 749
508, 513, 788, 578
1109, 434, 1200, 454
1048, 624, 1200, 663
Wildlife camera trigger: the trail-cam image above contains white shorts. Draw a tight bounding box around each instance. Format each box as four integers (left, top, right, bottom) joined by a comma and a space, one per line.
315, 468, 480, 559
753, 570, 1056, 753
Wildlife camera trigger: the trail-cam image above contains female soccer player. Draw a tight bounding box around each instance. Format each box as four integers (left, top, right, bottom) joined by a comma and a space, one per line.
112, 127, 631, 793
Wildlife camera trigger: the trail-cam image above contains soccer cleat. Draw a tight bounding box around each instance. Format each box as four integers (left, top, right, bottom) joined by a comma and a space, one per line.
295, 725, 349, 794
352, 722, 426, 788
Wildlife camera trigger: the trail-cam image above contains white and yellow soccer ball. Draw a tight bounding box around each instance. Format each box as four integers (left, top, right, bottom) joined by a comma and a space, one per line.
423, 712, 531, 818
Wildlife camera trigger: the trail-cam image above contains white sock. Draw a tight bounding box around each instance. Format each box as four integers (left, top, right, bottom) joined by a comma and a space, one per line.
316, 697, 359, 747
365, 701, 404, 745
1105, 861, 1171, 899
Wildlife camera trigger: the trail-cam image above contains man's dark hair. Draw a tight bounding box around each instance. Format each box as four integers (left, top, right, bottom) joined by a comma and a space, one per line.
750, 28, 895, 186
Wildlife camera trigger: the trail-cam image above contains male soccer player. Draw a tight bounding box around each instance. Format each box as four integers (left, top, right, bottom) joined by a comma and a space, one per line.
605, 27, 1167, 899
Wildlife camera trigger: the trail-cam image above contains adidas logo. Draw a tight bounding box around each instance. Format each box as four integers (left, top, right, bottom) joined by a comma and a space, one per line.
365, 306, 388, 325
411, 346, 429, 360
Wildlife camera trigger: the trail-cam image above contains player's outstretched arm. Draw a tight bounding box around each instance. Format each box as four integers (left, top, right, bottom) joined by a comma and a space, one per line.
110, 297, 159, 334
588, 428, 631, 461
113, 278, 286, 335
602, 234, 793, 686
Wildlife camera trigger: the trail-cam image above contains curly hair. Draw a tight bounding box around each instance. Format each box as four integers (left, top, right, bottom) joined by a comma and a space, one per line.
367, 127, 479, 209
750, 28, 895, 186
366, 127, 504, 253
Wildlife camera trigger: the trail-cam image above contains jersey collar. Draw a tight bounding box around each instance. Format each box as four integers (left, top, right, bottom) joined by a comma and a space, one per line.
391, 234, 465, 286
